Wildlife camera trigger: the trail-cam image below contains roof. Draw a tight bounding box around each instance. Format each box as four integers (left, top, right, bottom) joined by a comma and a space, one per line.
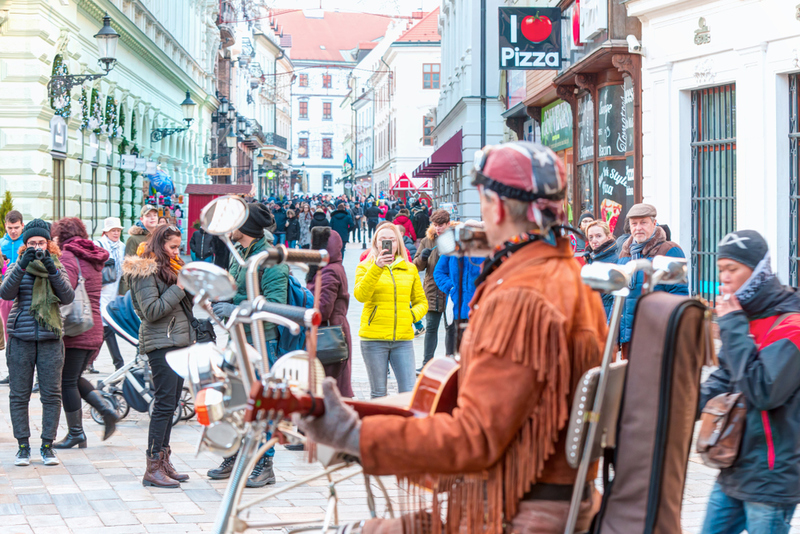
272, 10, 392, 62
395, 8, 440, 44
184, 184, 252, 195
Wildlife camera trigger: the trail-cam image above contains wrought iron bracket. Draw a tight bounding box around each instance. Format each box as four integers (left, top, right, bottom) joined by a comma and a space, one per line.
151, 127, 188, 142
48, 73, 107, 100
203, 153, 227, 165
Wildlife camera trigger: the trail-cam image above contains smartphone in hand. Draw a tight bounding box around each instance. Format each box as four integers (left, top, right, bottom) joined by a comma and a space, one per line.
381, 240, 392, 253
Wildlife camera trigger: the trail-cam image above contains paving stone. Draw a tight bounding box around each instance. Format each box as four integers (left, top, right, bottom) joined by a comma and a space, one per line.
0, 503, 23, 516
183, 489, 222, 502
16, 494, 48, 505
21, 504, 59, 515
125, 500, 166, 511
133, 512, 175, 524
26, 514, 66, 528
98, 511, 139, 526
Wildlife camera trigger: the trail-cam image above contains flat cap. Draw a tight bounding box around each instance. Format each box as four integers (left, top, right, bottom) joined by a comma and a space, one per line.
626, 203, 657, 219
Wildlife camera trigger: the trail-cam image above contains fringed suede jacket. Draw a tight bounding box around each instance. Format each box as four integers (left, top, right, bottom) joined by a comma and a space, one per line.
358, 238, 608, 534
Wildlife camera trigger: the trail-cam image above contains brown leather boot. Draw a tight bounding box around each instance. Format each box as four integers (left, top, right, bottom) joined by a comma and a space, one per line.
161, 447, 189, 482
142, 453, 179, 488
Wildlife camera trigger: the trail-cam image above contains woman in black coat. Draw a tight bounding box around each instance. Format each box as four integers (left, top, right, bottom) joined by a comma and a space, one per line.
310, 209, 331, 231
285, 209, 301, 248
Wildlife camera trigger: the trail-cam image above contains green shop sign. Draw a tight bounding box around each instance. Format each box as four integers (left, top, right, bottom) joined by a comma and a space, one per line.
541, 99, 573, 152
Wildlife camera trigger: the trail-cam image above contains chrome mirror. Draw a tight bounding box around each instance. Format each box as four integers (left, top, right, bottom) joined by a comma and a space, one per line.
179, 262, 237, 303
581, 263, 631, 293
201, 195, 249, 236
202, 421, 242, 456
651, 256, 688, 285
166, 343, 225, 395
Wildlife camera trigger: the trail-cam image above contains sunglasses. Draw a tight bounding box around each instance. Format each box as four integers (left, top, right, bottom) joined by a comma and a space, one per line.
167, 225, 181, 234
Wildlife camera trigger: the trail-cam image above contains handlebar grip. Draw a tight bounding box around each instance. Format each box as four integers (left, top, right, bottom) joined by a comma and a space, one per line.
281, 248, 329, 267
254, 301, 321, 328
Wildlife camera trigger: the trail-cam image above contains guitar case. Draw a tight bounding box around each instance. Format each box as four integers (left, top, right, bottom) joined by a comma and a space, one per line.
593, 292, 707, 534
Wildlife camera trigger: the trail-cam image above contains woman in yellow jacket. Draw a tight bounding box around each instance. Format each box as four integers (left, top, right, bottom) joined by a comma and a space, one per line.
355, 223, 428, 398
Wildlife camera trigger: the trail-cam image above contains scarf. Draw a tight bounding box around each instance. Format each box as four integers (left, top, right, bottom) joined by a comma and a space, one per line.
735, 251, 775, 309
98, 235, 124, 279
630, 228, 657, 259
26, 258, 64, 337
169, 257, 183, 274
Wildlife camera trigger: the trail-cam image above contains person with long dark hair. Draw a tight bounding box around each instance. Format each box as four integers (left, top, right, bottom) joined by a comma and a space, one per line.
51, 218, 119, 449
123, 225, 194, 488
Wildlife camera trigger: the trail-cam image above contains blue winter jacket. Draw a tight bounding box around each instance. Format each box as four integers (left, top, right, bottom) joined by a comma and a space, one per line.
616, 227, 688, 344
584, 239, 620, 320
433, 256, 484, 321
0, 234, 23, 265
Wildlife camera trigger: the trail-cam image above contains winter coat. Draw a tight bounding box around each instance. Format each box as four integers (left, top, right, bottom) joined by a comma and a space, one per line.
616, 227, 688, 344
189, 228, 214, 260
124, 223, 149, 257
378, 205, 388, 219
412, 208, 430, 241
211, 236, 230, 269
61, 237, 109, 350
123, 255, 195, 355
330, 210, 353, 245
385, 208, 398, 223
310, 212, 331, 231
392, 215, 416, 241
299, 212, 313, 247
0, 247, 75, 341
306, 228, 353, 397
229, 235, 288, 341
584, 239, 620, 320
95, 234, 124, 306
365, 206, 381, 221
700, 276, 800, 504
273, 207, 287, 234
354, 256, 427, 341
285, 217, 301, 242
403, 236, 417, 259
413, 225, 447, 313
0, 234, 23, 266
434, 256, 484, 321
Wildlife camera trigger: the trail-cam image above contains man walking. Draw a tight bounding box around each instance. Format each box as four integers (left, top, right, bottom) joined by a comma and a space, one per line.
0, 210, 24, 384
616, 203, 687, 355
272, 202, 287, 245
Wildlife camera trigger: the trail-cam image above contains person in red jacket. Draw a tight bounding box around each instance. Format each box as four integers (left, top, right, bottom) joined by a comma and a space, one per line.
392, 209, 416, 241
51, 218, 119, 449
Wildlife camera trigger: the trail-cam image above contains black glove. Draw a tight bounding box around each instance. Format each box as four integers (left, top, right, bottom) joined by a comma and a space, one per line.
420, 248, 433, 262
18, 247, 36, 270
41, 252, 58, 275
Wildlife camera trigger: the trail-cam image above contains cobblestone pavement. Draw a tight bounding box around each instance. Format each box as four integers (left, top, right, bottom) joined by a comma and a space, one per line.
0, 242, 796, 533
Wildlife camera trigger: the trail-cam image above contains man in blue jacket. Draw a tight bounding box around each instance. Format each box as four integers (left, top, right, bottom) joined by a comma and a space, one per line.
616, 203, 687, 356
0, 210, 24, 385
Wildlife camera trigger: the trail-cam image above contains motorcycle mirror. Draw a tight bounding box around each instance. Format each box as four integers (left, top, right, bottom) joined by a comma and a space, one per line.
200, 195, 249, 236
651, 255, 688, 285
167, 343, 225, 393
202, 421, 242, 457
581, 263, 630, 293
179, 262, 238, 303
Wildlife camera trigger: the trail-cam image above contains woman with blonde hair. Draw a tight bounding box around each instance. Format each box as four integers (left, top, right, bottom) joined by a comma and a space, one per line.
354, 223, 427, 398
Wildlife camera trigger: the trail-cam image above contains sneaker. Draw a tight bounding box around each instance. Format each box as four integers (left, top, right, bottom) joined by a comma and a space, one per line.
246, 456, 276, 488
31, 382, 39, 394
40, 444, 59, 466
0, 376, 9, 385
414, 327, 426, 338
207, 455, 237, 480
14, 445, 30, 466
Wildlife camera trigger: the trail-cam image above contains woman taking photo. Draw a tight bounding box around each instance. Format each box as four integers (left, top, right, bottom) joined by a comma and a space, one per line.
51, 218, 119, 449
123, 225, 194, 488
354, 224, 427, 398
583, 220, 619, 319
0, 219, 74, 466
299, 203, 313, 249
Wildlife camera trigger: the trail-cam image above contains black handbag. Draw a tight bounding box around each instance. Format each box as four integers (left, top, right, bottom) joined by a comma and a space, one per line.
101, 257, 117, 285
180, 299, 217, 344
316, 324, 348, 366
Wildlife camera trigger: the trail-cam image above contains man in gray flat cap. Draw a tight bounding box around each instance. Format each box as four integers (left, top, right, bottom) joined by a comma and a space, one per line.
617, 203, 687, 355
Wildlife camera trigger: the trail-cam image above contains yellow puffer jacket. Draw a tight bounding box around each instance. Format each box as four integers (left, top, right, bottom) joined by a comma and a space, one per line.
354, 256, 428, 341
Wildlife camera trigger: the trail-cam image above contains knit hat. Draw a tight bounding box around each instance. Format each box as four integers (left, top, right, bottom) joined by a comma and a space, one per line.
22, 219, 51, 244
718, 230, 769, 271
239, 203, 274, 239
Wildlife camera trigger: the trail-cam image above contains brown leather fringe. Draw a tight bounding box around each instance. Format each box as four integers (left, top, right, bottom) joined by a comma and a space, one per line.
392, 290, 601, 534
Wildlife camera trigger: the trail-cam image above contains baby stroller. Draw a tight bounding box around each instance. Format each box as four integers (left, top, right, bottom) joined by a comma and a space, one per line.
94, 292, 194, 426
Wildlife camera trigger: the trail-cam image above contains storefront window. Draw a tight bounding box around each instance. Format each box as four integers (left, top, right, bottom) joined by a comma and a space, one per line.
578, 163, 593, 216
576, 93, 594, 218
596, 83, 633, 236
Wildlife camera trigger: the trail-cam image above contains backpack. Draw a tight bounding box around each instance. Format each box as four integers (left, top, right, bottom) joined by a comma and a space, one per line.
276, 274, 314, 357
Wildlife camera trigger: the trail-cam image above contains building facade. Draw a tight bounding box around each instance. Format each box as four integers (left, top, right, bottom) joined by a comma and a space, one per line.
0, 0, 219, 238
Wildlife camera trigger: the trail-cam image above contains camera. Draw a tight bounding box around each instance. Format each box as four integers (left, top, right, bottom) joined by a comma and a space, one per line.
437, 223, 492, 258
34, 249, 45, 261
627, 35, 642, 54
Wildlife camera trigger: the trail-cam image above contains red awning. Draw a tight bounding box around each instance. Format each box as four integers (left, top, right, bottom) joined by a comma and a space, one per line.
184, 184, 253, 195
412, 130, 462, 178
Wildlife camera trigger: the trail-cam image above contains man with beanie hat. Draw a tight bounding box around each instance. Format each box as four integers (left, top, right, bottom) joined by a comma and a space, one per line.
699, 230, 800, 534
294, 142, 607, 534
206, 202, 287, 487
0, 219, 74, 467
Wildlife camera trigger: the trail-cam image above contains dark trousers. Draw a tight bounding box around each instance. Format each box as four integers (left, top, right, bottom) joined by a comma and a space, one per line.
61, 348, 97, 412
103, 325, 124, 370
7, 337, 64, 442
446, 319, 469, 356
422, 311, 456, 366
367, 219, 378, 239
147, 347, 184, 456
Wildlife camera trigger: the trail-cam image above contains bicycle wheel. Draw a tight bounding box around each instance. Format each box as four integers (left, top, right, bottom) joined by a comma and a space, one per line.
180, 387, 195, 421
148, 399, 183, 426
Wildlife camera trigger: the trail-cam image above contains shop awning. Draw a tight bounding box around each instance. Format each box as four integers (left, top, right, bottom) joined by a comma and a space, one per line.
390, 173, 416, 191
185, 184, 253, 195
412, 130, 462, 178
501, 102, 528, 119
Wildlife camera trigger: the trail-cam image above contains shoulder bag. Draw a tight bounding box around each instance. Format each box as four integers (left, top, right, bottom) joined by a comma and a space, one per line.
697, 312, 796, 468
316, 322, 348, 366
179, 297, 217, 344
61, 258, 94, 337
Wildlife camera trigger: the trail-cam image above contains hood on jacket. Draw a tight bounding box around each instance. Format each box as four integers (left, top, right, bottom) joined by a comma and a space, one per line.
63, 237, 109, 270
129, 222, 149, 237
311, 227, 342, 264
313, 212, 328, 221
331, 210, 348, 219
122, 255, 158, 279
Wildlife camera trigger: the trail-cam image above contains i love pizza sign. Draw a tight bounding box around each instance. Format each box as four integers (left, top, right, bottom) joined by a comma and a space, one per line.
498, 7, 562, 70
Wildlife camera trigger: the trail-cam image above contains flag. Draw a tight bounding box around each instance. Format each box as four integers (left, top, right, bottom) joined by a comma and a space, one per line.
344, 153, 353, 167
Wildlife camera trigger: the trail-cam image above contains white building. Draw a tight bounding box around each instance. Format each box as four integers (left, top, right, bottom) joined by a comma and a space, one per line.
353, 88, 375, 183
626, 0, 800, 295
0, 0, 219, 236
274, 10, 393, 196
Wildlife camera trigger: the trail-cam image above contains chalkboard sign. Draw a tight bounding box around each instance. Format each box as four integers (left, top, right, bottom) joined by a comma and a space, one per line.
597, 85, 626, 158
598, 158, 635, 236
577, 94, 594, 162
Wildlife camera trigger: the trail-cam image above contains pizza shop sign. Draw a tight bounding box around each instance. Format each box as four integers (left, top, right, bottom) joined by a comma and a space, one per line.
498, 7, 562, 70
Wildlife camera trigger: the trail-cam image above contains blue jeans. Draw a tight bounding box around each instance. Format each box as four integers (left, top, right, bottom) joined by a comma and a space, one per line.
701, 482, 796, 534
360, 340, 416, 398
287, 240, 297, 249
275, 232, 286, 245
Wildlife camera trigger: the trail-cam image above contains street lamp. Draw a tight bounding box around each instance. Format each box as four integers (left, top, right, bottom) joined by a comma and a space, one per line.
47, 12, 120, 99
227, 104, 237, 123
219, 96, 229, 115
237, 114, 246, 133
150, 90, 196, 141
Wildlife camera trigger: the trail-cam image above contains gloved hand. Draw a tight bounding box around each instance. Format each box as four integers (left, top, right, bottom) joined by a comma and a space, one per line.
292, 378, 361, 457
212, 302, 236, 320
18, 247, 36, 270
420, 248, 433, 262
41, 251, 58, 275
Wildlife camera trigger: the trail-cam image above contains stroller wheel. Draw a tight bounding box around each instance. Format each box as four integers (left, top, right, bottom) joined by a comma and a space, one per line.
113, 391, 130, 419
90, 391, 127, 425
180, 387, 195, 421
148, 399, 183, 426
